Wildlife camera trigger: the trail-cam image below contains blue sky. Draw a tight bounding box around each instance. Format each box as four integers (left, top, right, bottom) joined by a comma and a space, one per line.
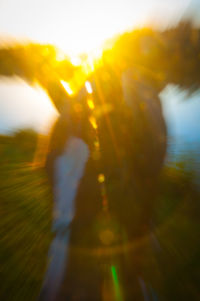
160, 85, 200, 144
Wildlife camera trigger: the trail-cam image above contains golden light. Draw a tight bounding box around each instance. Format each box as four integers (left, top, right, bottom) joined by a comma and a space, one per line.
81, 58, 94, 76
98, 173, 105, 183
1, 0, 188, 59
70, 56, 82, 67
94, 140, 100, 149
89, 116, 98, 129
55, 48, 68, 62
60, 80, 73, 95
85, 81, 93, 94
87, 98, 95, 110
47, 1, 146, 57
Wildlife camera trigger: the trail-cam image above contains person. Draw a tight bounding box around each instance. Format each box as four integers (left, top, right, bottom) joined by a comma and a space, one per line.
88, 66, 167, 236
38, 81, 90, 301
39, 67, 167, 299
121, 67, 167, 232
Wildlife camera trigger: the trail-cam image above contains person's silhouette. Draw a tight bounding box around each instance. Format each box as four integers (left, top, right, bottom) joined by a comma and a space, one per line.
39, 82, 90, 301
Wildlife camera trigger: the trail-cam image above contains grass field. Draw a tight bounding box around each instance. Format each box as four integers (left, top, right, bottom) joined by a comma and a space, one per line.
0, 131, 199, 300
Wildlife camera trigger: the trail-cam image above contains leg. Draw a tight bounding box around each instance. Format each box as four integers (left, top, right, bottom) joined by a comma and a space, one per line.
39, 137, 90, 301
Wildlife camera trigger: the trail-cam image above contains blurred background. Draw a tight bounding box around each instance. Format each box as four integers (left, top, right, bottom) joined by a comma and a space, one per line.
0, 1, 200, 300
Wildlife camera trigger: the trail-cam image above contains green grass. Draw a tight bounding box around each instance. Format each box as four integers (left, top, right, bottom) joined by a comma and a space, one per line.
0, 133, 200, 300
0, 135, 52, 301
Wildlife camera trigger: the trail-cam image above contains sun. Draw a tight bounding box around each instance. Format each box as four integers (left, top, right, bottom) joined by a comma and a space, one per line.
42, 1, 141, 57
53, 18, 119, 57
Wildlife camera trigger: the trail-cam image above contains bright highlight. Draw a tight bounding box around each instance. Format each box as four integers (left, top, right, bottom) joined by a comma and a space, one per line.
60, 80, 73, 95
87, 99, 95, 110
89, 116, 98, 129
98, 173, 105, 183
85, 81, 93, 94
111, 266, 123, 301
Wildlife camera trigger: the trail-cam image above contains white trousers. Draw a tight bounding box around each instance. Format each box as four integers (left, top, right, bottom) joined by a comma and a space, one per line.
41, 136, 89, 301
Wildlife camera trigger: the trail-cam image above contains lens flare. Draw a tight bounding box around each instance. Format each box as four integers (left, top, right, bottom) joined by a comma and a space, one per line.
89, 116, 98, 129
85, 81, 93, 94
87, 98, 95, 110
111, 266, 123, 301
98, 173, 105, 183
60, 80, 73, 95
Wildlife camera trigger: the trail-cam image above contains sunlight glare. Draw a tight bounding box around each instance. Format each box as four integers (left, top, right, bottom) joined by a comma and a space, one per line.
87, 98, 95, 110
89, 116, 98, 129
60, 80, 73, 95
85, 81, 93, 94
70, 56, 82, 66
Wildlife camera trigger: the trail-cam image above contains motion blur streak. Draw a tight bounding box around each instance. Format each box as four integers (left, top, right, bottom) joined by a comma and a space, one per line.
85, 81, 93, 94
111, 266, 123, 301
0, 11, 200, 301
60, 80, 73, 96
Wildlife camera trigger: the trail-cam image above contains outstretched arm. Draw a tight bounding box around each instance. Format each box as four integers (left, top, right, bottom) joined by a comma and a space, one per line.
39, 76, 71, 114
0, 43, 74, 114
